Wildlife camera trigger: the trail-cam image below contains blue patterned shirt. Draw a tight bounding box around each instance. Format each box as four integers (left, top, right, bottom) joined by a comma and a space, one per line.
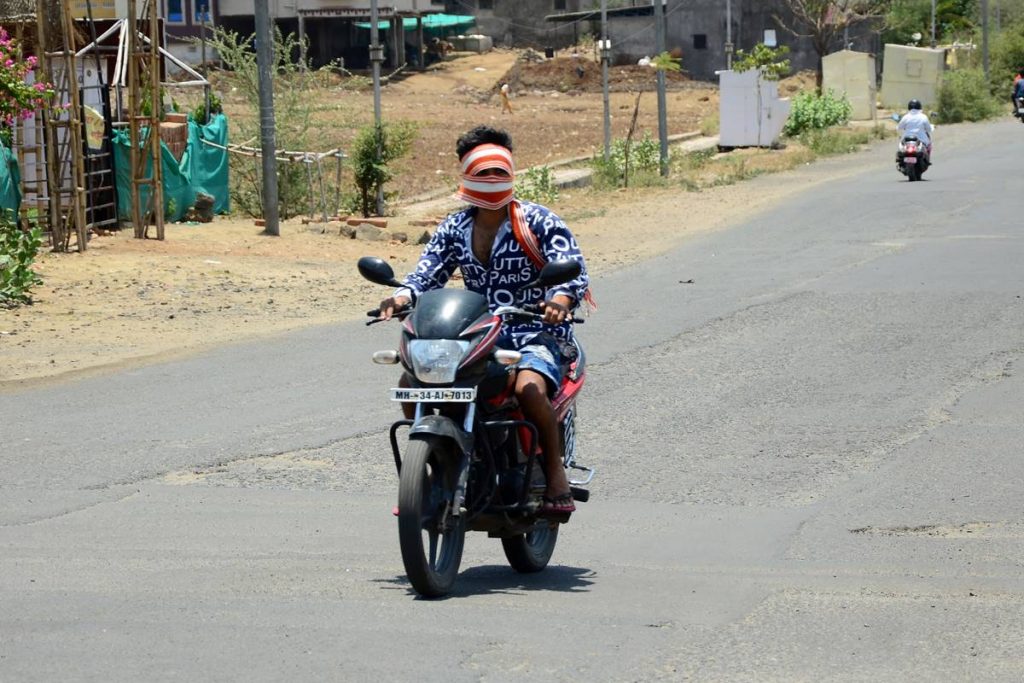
397, 201, 589, 349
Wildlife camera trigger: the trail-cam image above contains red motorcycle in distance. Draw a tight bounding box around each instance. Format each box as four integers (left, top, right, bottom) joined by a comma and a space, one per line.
358, 256, 594, 598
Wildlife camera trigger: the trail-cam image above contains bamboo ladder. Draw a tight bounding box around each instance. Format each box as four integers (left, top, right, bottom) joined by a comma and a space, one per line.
32, 0, 88, 252
126, 0, 163, 239
8, 14, 50, 236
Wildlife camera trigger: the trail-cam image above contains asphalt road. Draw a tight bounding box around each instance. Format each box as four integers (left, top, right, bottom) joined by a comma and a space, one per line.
2, 120, 1023, 681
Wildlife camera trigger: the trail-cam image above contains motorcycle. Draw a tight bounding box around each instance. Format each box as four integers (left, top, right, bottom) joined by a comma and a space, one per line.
1015, 96, 1024, 122
896, 135, 929, 182
358, 256, 594, 598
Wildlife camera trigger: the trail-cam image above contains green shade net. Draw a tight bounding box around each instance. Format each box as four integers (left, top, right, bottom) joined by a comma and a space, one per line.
0, 138, 21, 216
112, 113, 230, 223
355, 13, 476, 34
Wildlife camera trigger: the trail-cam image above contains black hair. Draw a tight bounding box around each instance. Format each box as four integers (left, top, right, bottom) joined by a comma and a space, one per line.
456, 125, 513, 160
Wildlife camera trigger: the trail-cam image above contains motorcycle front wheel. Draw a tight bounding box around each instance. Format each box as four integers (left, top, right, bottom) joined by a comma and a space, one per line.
397, 438, 466, 597
502, 522, 559, 573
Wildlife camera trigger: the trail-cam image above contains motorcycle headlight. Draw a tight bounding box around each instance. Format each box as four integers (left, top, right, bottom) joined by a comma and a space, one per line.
408, 339, 471, 384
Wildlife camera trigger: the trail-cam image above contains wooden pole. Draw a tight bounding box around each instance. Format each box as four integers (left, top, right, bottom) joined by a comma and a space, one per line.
61, 0, 89, 251
148, 0, 164, 239
127, 0, 143, 237
36, 0, 64, 250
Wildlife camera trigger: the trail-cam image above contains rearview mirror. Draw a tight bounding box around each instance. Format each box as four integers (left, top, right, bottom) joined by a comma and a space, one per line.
891, 112, 901, 122
357, 256, 403, 287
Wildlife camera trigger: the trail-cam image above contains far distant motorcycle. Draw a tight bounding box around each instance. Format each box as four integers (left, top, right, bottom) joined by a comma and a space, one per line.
896, 135, 930, 182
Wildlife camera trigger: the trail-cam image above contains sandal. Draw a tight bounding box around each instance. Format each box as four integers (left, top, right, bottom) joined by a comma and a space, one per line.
540, 492, 576, 516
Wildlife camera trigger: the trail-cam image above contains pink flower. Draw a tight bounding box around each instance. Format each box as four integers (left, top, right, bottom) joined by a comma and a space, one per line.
26, 55, 37, 68
33, 82, 47, 92
3, 59, 13, 68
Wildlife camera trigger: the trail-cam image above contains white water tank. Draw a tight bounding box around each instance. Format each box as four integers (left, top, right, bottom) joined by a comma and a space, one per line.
822, 49, 877, 121
718, 69, 791, 148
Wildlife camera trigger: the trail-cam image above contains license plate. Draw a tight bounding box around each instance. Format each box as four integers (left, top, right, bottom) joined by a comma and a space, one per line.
904, 156, 917, 164
390, 387, 476, 403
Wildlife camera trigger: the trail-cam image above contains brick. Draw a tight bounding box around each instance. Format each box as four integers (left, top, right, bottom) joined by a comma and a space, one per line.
348, 217, 388, 228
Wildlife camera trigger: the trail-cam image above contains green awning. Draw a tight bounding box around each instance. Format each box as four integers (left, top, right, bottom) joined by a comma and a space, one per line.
355, 13, 476, 32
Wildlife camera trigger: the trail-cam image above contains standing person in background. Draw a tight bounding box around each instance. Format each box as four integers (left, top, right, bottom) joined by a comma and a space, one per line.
499, 83, 514, 115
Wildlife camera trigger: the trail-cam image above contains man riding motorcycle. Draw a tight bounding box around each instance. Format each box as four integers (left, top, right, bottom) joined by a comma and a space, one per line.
1013, 70, 1024, 118
897, 99, 934, 166
377, 125, 591, 517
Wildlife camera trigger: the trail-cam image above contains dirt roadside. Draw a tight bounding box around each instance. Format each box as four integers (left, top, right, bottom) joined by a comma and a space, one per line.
0, 52, 862, 389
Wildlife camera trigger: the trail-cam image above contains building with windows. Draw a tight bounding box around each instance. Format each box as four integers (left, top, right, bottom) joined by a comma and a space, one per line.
212, 1, 450, 70
161, 0, 218, 69
444, 0, 880, 83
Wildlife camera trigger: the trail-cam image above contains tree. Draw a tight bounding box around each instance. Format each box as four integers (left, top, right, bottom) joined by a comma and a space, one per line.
775, 0, 891, 90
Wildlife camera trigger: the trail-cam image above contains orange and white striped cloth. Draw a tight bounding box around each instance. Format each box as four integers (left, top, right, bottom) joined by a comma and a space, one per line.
454, 143, 516, 210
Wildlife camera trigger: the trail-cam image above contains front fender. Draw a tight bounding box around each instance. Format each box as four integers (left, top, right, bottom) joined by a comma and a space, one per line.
409, 414, 474, 457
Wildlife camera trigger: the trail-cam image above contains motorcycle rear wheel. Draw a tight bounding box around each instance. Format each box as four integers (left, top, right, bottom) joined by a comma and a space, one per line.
397, 438, 466, 597
501, 523, 559, 573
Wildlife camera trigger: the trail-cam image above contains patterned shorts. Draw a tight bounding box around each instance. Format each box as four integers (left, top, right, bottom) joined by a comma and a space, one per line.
513, 333, 564, 397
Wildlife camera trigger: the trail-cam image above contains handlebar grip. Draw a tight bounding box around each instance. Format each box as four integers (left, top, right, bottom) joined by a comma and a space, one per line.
522, 303, 544, 315
367, 308, 381, 317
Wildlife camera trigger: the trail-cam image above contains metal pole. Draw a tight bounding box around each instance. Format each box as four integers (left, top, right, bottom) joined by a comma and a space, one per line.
254, 0, 280, 235
653, 0, 669, 177
298, 13, 306, 71
370, 0, 384, 215
930, 0, 936, 48
725, 0, 733, 69
601, 0, 610, 161
200, 4, 207, 73
981, 0, 989, 82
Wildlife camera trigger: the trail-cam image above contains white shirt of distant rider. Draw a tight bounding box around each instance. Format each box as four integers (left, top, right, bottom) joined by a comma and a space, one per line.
395, 201, 589, 350
898, 109, 934, 146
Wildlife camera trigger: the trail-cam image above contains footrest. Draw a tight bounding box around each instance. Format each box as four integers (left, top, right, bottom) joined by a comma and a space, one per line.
569, 462, 595, 486
570, 486, 589, 503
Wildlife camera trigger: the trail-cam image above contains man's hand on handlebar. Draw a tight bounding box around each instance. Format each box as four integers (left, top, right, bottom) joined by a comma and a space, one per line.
541, 294, 573, 325
378, 294, 411, 321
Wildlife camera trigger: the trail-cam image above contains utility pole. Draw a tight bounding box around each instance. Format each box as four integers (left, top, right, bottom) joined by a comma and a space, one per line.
600, 0, 610, 161
370, 0, 385, 216
725, 0, 733, 69
254, 0, 280, 236
981, 0, 989, 82
930, 0, 936, 47
200, 4, 207, 73
653, 0, 669, 177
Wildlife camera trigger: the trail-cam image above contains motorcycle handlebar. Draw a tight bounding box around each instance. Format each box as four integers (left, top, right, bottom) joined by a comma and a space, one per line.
494, 304, 584, 324
365, 305, 411, 326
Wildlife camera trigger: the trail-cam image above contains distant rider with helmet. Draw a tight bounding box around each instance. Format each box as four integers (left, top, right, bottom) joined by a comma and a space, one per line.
897, 99, 934, 166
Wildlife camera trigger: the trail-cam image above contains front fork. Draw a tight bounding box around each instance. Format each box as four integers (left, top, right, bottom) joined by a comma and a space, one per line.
389, 403, 476, 517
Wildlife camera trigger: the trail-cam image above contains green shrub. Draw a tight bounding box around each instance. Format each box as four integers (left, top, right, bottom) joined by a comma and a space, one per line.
191, 91, 223, 124
591, 133, 665, 188
784, 90, 853, 136
936, 69, 1001, 122
515, 166, 559, 205
350, 121, 416, 217
799, 128, 872, 156
0, 211, 43, 306
991, 25, 1024, 92
733, 43, 791, 81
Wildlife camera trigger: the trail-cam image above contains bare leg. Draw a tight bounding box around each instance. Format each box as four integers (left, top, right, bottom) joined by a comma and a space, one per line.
515, 369, 570, 499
